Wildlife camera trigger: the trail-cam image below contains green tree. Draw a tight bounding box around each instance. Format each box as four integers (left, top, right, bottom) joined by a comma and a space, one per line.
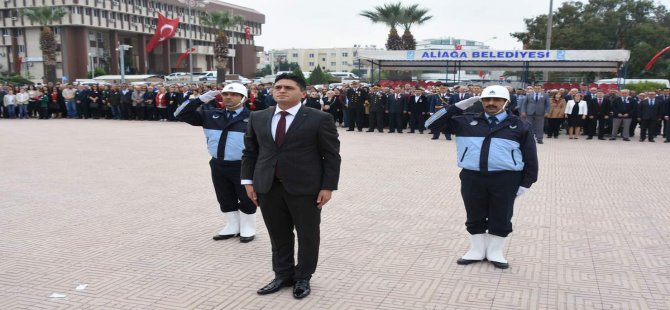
398, 4, 432, 50
255, 64, 272, 77
360, 3, 403, 50
307, 65, 332, 85
511, 0, 670, 79
291, 66, 306, 83
22, 7, 66, 83
201, 11, 243, 84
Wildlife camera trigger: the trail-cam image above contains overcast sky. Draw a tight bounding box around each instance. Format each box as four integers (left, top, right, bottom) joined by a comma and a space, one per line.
226, 0, 670, 51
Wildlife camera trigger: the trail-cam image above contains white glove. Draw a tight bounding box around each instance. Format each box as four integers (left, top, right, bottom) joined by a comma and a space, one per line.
454, 96, 480, 110
199, 90, 220, 103
516, 186, 529, 197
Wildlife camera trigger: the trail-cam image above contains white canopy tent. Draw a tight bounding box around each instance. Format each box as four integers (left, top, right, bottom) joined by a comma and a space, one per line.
358, 49, 631, 85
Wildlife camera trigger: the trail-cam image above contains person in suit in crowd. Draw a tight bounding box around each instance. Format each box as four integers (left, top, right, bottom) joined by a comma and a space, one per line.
610, 89, 636, 141
366, 84, 387, 133
430, 84, 453, 140
637, 91, 663, 142
520, 84, 550, 144
386, 87, 406, 133
346, 81, 367, 131
407, 88, 428, 134
241, 73, 341, 299
587, 90, 611, 140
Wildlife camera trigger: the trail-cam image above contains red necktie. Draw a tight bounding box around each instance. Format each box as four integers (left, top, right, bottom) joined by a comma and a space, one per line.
275, 111, 289, 179
275, 111, 289, 147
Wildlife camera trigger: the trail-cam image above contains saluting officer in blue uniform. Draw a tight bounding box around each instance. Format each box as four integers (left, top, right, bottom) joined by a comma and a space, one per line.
175, 83, 257, 243
425, 85, 538, 269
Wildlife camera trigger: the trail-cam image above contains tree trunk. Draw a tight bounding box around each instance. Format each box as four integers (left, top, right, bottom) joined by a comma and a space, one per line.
214, 31, 229, 85
45, 65, 57, 84
216, 66, 227, 85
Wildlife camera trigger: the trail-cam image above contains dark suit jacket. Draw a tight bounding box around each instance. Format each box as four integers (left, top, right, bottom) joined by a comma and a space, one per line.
241, 105, 341, 195
637, 99, 663, 120
386, 94, 406, 113
612, 97, 636, 118
587, 97, 611, 118
407, 95, 428, 113
346, 88, 368, 109
449, 93, 472, 105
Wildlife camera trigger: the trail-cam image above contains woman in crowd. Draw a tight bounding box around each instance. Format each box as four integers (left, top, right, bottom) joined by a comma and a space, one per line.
87, 84, 101, 119
323, 90, 342, 125
107, 85, 122, 120
155, 86, 168, 122
16, 87, 30, 119
100, 85, 111, 119
39, 88, 50, 119
564, 93, 588, 139
547, 91, 566, 139
27, 85, 40, 118
131, 85, 145, 120
49, 87, 62, 118
304, 90, 323, 110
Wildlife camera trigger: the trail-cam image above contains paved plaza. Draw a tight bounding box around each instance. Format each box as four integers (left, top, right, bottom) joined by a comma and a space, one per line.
1, 119, 669, 309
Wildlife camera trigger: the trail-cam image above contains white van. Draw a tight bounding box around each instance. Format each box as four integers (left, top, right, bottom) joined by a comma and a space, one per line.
330, 72, 360, 79
200, 71, 217, 81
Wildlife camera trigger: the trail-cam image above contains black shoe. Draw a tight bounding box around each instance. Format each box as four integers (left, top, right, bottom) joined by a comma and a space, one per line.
431, 137, 438, 140
640, 139, 645, 142
490, 261, 509, 269
623, 138, 630, 141
409, 130, 415, 133
537, 140, 543, 144
378, 130, 383, 133
609, 138, 616, 141
446, 137, 452, 140
397, 131, 403, 134
366, 130, 374, 132
293, 280, 311, 299
457, 258, 483, 265
346, 129, 354, 131
257, 278, 295, 295
665, 140, 670, 143
649, 139, 655, 142
239, 235, 255, 243
358, 129, 362, 132
388, 131, 395, 133
586, 137, 593, 140
598, 137, 606, 140
419, 131, 424, 134
212, 233, 239, 241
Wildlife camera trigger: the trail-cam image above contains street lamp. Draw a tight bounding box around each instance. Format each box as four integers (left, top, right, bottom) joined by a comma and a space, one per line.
116, 42, 132, 84
88, 52, 95, 78
177, 0, 209, 83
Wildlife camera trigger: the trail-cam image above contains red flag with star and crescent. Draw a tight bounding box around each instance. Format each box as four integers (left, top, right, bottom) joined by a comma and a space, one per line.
176, 47, 195, 68
146, 13, 179, 53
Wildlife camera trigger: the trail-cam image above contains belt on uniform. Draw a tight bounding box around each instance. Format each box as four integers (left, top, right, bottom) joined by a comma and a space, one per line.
212, 158, 241, 166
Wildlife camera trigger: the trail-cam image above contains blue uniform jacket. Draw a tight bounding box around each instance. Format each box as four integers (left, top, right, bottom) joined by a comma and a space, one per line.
174, 98, 250, 161
427, 105, 539, 188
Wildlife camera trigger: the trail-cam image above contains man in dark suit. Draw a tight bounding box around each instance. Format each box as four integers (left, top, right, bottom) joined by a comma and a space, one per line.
242, 73, 341, 299
407, 88, 429, 133
637, 91, 663, 142
366, 84, 386, 133
610, 89, 636, 141
429, 84, 453, 140
386, 87, 406, 133
586, 90, 611, 140
166, 85, 182, 121
346, 81, 367, 131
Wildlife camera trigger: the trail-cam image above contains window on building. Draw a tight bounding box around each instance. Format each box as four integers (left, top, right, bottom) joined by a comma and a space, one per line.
453, 39, 461, 45
466, 41, 475, 46
93, 9, 99, 17
101, 11, 108, 18
292, 53, 298, 58
18, 45, 25, 53
74, 6, 81, 14
309, 53, 314, 58
84, 8, 91, 15
330, 62, 336, 66
321, 58, 325, 61
342, 52, 348, 57
309, 62, 315, 67
330, 52, 336, 57
342, 61, 348, 66
53, 27, 60, 35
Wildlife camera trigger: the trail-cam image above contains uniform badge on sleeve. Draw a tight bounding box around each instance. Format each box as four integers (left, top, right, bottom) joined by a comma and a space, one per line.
509, 124, 517, 129
243, 118, 249, 122
212, 114, 220, 119
470, 120, 478, 126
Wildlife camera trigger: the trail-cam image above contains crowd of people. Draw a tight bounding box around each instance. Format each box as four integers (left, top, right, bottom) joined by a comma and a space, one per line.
2, 80, 669, 143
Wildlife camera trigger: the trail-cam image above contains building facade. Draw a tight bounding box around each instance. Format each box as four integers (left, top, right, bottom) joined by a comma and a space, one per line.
0, 0, 264, 82
259, 46, 380, 77
416, 37, 504, 82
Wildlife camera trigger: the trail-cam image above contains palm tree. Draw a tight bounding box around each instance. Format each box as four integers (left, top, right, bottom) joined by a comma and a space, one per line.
200, 11, 243, 85
360, 3, 403, 50
399, 4, 433, 50
22, 7, 66, 83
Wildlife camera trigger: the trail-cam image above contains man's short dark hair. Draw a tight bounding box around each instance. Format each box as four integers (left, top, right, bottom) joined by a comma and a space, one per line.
275, 73, 306, 91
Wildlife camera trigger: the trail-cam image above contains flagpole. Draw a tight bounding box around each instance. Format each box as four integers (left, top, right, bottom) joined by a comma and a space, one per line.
188, 2, 193, 83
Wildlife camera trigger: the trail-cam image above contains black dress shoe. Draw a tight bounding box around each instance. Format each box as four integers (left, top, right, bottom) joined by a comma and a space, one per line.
388, 131, 395, 133
257, 278, 295, 295
586, 137, 593, 140
598, 138, 606, 140
431, 137, 438, 140
665, 140, 670, 143
239, 235, 255, 243
212, 233, 239, 241
609, 138, 616, 140
346, 129, 354, 131
358, 129, 363, 132
446, 137, 452, 140
649, 139, 655, 142
366, 129, 374, 132
623, 138, 630, 141
490, 261, 509, 269
293, 280, 311, 299
537, 140, 543, 144
457, 258, 483, 265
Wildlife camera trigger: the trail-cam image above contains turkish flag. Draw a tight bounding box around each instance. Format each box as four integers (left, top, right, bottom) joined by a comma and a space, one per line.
146, 13, 179, 53
455, 44, 462, 50
175, 47, 195, 68
245, 26, 251, 40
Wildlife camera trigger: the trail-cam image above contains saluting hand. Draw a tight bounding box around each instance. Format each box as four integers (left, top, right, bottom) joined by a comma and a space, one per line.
316, 190, 332, 209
